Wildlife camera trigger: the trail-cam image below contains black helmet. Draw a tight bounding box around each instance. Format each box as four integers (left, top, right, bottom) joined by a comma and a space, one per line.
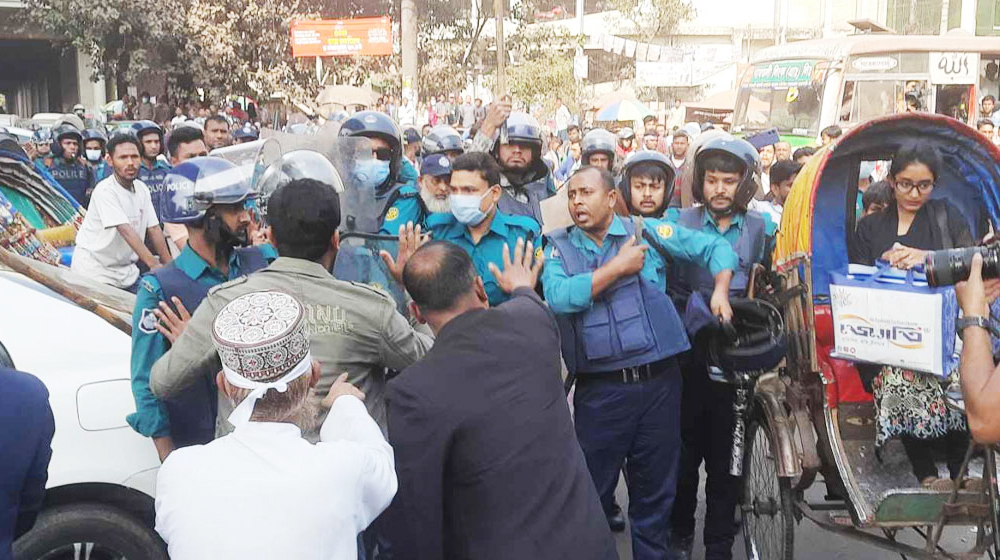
338, 110, 402, 191
422, 125, 464, 156
581, 129, 617, 168
707, 298, 785, 376
52, 124, 83, 158
619, 151, 676, 216
131, 120, 164, 156
82, 128, 108, 146
692, 133, 760, 211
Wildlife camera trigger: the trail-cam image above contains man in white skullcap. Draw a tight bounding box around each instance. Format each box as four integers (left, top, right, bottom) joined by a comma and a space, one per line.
154, 290, 397, 560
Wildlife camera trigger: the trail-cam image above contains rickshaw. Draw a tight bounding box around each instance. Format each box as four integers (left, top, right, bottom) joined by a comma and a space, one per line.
734, 112, 1000, 559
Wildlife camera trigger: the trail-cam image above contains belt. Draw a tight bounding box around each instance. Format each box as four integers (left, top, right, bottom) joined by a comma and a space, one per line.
577, 358, 673, 385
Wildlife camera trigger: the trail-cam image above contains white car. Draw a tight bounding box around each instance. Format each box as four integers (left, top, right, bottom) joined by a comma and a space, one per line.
2, 268, 167, 559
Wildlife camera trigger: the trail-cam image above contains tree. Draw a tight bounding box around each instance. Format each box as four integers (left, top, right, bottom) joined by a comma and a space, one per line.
604, 0, 694, 42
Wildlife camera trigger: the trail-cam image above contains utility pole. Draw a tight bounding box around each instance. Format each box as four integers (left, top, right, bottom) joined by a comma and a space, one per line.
401, 0, 418, 115
494, 0, 506, 97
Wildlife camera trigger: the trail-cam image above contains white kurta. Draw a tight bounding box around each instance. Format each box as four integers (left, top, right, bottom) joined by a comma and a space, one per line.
154, 396, 397, 560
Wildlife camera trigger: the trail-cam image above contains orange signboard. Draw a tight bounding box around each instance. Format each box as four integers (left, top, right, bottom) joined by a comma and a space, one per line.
290, 17, 392, 58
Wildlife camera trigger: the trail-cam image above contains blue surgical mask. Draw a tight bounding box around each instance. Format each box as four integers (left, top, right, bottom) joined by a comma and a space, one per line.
353, 159, 390, 189
450, 190, 492, 225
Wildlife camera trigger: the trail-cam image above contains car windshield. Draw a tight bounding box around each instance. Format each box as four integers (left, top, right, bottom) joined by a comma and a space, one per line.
733, 60, 826, 137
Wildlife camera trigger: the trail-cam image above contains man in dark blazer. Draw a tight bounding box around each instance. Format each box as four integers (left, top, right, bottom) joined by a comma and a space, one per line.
1, 367, 55, 559
386, 239, 617, 560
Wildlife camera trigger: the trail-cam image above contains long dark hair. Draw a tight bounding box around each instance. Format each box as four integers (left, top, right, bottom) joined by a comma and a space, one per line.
889, 142, 943, 182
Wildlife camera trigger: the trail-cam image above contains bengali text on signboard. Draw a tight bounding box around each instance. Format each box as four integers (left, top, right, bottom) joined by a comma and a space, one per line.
291, 17, 392, 57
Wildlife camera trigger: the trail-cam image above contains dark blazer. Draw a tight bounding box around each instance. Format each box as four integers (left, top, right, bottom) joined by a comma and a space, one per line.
386, 288, 617, 560
1, 368, 54, 559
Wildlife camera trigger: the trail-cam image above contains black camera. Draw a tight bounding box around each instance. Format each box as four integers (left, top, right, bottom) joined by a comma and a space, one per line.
925, 244, 1000, 287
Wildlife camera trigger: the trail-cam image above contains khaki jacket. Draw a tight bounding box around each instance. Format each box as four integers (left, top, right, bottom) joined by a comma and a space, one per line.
150, 257, 433, 436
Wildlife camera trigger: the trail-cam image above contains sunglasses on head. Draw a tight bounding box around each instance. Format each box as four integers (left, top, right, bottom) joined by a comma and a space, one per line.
373, 147, 393, 161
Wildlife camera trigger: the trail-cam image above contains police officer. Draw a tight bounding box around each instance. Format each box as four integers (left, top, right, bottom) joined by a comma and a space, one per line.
581, 128, 618, 173
233, 122, 259, 144
419, 151, 539, 306
132, 120, 172, 218
542, 165, 737, 560
620, 151, 676, 219
422, 124, 465, 161
338, 110, 419, 230
32, 128, 54, 170
380, 153, 453, 234
48, 124, 94, 207
82, 128, 112, 183
666, 134, 776, 560
471, 105, 555, 225
128, 157, 275, 462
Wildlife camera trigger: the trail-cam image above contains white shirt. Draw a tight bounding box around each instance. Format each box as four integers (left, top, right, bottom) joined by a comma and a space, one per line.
155, 396, 397, 560
398, 102, 416, 126
555, 104, 572, 131
749, 198, 783, 226
70, 175, 158, 289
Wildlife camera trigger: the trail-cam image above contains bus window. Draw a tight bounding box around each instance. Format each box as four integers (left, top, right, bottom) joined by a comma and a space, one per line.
839, 80, 929, 124
733, 60, 825, 137
935, 84, 972, 122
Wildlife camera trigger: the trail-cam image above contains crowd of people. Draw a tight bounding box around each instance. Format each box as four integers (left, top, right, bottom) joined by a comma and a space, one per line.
8, 89, 1000, 560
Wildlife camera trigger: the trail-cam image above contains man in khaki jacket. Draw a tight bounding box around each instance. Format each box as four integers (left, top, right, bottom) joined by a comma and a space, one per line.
150, 177, 432, 436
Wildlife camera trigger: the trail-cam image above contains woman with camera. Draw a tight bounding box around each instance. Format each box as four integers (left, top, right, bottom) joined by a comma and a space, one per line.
849, 142, 974, 491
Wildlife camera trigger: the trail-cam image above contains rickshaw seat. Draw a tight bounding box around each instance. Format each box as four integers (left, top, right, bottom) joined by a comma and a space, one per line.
814, 304, 873, 405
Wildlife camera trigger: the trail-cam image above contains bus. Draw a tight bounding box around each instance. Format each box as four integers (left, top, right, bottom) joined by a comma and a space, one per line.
732, 33, 1000, 146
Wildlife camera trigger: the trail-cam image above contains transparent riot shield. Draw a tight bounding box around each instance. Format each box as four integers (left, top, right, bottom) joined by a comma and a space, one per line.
209, 138, 281, 194
255, 136, 379, 234
332, 233, 408, 316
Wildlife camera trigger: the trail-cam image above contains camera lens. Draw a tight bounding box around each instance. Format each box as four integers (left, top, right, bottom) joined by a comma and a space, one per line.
926, 245, 1000, 287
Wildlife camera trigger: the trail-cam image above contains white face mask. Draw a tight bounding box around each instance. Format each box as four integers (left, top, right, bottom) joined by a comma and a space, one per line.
85, 149, 103, 162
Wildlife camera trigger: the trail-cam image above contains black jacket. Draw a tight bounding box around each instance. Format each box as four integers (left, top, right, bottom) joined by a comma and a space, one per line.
386, 288, 617, 560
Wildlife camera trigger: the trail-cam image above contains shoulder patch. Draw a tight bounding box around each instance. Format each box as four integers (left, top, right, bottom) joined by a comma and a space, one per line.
385, 207, 400, 221
138, 308, 159, 334
208, 275, 249, 295
535, 247, 544, 260
656, 224, 674, 239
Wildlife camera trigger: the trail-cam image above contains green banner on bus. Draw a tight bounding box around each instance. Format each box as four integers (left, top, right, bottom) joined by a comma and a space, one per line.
749, 60, 817, 87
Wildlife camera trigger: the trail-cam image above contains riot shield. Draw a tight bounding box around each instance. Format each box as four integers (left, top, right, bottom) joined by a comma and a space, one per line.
332, 233, 407, 315
209, 138, 281, 194
255, 136, 379, 234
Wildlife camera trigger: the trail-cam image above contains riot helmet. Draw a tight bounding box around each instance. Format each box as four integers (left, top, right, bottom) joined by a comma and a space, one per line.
233, 123, 260, 143
338, 110, 402, 193
422, 125, 464, 158
619, 151, 676, 217
52, 124, 83, 159
493, 112, 548, 182
691, 133, 761, 213
707, 298, 786, 376
581, 128, 617, 170
72, 103, 86, 117
132, 120, 165, 157
82, 128, 108, 163
256, 150, 344, 219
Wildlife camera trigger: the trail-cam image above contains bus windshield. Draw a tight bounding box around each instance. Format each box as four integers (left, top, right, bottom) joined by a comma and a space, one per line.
733, 60, 826, 138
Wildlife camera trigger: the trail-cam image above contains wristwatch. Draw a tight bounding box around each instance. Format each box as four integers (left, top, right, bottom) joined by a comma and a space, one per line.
957, 316, 991, 339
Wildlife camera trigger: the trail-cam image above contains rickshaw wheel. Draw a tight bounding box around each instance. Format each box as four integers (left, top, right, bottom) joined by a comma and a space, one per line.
742, 417, 795, 560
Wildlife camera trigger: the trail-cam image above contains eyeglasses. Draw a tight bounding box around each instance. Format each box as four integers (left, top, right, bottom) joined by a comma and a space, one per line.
893, 179, 934, 194
373, 147, 393, 161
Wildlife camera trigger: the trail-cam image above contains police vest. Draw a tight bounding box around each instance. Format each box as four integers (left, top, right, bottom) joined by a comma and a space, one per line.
672, 207, 766, 300
151, 246, 268, 447
49, 160, 92, 206
548, 218, 690, 374
139, 164, 171, 220
498, 174, 551, 226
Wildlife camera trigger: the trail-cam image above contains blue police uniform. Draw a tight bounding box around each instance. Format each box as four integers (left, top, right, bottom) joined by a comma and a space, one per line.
379, 183, 427, 234
48, 158, 94, 207
665, 206, 775, 560
91, 161, 112, 183
128, 244, 276, 447
542, 214, 737, 560
139, 159, 172, 221
426, 210, 540, 306
375, 159, 420, 229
